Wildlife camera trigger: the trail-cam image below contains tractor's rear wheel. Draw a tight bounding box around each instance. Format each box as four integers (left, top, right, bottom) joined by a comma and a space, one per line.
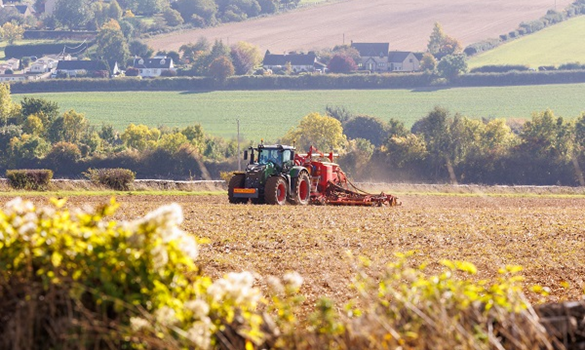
265, 176, 287, 205
228, 174, 247, 204
289, 172, 310, 205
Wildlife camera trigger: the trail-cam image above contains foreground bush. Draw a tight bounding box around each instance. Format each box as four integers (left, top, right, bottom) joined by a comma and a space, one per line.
5, 169, 53, 190
84, 167, 135, 190
0, 199, 556, 349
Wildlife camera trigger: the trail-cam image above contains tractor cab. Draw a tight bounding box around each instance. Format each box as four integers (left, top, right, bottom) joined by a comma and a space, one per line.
246, 144, 295, 169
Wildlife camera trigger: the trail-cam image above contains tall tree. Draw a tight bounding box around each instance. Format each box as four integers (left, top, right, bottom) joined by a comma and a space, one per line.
61, 109, 89, 144
208, 56, 234, 82
1, 22, 24, 44
96, 20, 130, 68
230, 41, 261, 75
427, 22, 462, 59
0, 83, 19, 126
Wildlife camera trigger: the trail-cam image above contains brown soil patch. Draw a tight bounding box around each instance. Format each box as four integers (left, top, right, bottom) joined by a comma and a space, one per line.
147, 0, 574, 54
5, 192, 584, 315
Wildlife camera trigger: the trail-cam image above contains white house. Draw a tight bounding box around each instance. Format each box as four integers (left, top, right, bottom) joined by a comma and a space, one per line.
131, 56, 175, 77
351, 42, 390, 72
29, 56, 59, 73
388, 51, 421, 72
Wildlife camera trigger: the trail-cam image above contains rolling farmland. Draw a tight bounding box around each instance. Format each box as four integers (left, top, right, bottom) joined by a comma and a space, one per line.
468, 16, 585, 68
15, 83, 585, 141
147, 0, 574, 54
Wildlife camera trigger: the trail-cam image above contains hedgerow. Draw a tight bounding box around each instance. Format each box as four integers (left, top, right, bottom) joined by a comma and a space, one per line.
0, 198, 557, 349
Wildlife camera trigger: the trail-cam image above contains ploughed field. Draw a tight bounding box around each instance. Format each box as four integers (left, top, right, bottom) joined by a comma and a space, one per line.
148, 0, 574, 53
6, 193, 585, 313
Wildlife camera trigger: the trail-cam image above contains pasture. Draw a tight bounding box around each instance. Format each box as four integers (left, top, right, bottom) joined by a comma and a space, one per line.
15, 83, 585, 142
9, 189, 585, 314
468, 16, 585, 68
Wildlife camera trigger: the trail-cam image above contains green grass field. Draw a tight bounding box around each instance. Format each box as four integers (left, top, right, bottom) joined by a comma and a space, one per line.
14, 84, 585, 142
468, 16, 585, 68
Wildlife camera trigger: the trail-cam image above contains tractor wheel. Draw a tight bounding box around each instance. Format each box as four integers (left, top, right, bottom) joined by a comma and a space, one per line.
228, 174, 247, 204
265, 176, 288, 205
289, 172, 310, 205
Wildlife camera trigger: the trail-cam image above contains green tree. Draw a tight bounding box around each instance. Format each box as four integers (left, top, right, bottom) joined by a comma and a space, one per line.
1, 22, 24, 44
96, 20, 130, 68
179, 37, 209, 63
20, 97, 60, 124
172, 0, 217, 26
208, 56, 234, 82
343, 115, 389, 147
108, 0, 123, 20
8, 134, 51, 163
420, 52, 437, 72
437, 54, 467, 80
181, 123, 205, 151
129, 40, 154, 58
121, 123, 161, 151
163, 8, 184, 26
281, 112, 347, 152
54, 0, 93, 30
412, 106, 454, 181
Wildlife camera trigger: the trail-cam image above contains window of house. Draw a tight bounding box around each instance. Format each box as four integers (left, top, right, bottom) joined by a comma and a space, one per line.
378, 63, 386, 67
409, 59, 413, 63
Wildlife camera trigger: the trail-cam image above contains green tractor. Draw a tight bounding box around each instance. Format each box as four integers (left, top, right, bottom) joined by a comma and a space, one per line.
228, 144, 311, 205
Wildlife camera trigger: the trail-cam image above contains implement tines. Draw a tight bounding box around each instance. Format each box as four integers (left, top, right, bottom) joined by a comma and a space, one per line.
325, 182, 400, 206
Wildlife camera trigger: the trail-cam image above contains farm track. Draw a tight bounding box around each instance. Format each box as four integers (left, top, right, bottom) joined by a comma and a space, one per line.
148, 0, 574, 53
5, 192, 585, 315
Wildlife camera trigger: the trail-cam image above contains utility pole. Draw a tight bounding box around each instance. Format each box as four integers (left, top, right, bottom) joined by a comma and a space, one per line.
237, 118, 241, 171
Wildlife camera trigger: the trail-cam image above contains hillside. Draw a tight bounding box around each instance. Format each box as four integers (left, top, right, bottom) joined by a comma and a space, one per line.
146, 0, 573, 54
468, 16, 585, 68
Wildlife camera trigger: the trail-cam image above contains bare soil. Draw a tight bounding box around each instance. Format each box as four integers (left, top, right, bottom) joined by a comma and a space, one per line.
5, 192, 584, 314
147, 0, 574, 54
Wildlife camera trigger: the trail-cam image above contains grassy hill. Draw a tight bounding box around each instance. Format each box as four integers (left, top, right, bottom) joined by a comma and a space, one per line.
468, 16, 585, 69
14, 84, 585, 142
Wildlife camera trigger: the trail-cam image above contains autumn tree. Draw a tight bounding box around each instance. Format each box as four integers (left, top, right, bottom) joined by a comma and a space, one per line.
327, 54, 357, 73
208, 56, 234, 82
1, 22, 24, 44
281, 112, 347, 152
343, 115, 389, 147
230, 41, 261, 75
121, 123, 161, 151
427, 22, 462, 59
61, 109, 90, 144
0, 83, 20, 126
179, 37, 209, 63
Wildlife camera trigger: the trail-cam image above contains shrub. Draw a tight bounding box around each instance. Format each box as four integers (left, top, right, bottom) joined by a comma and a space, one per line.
5, 169, 53, 190
84, 167, 135, 190
470, 65, 530, 73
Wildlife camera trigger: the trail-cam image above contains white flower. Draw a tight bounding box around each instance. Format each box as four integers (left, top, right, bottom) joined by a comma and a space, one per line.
151, 244, 169, 270
5, 197, 34, 215
178, 233, 199, 261
185, 299, 210, 319
154, 306, 177, 326
18, 222, 37, 236
185, 318, 212, 350
283, 272, 304, 291
130, 317, 152, 332
208, 272, 260, 306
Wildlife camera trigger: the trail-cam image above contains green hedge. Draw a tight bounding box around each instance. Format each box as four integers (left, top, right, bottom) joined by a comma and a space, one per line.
84, 168, 135, 190
456, 70, 585, 86
6, 169, 53, 190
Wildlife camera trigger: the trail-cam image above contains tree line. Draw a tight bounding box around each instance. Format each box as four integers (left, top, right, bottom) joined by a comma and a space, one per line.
3, 80, 585, 185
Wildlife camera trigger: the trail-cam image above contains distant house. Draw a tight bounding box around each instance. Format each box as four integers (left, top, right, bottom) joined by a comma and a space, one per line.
42, 0, 57, 14
131, 56, 175, 77
55, 60, 108, 77
262, 51, 321, 73
29, 56, 59, 73
350, 42, 390, 72
388, 51, 421, 72
5, 58, 20, 71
